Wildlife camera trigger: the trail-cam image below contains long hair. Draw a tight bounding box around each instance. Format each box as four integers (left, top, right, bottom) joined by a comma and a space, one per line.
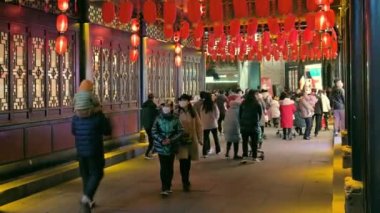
178, 102, 197, 118
244, 89, 259, 105
202, 92, 214, 113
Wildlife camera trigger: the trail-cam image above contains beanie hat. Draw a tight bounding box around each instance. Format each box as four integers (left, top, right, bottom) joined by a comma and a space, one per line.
79, 80, 93, 92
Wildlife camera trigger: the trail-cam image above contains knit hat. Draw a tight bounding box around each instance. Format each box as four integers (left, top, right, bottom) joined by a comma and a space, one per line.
79, 80, 93, 92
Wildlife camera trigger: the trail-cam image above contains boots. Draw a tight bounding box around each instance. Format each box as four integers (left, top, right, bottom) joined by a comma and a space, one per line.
287, 128, 293, 140
282, 128, 287, 140
225, 142, 232, 158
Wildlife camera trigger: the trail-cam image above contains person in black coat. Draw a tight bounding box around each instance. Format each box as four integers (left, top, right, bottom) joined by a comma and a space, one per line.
313, 90, 323, 137
71, 111, 111, 210
239, 90, 262, 161
141, 93, 159, 159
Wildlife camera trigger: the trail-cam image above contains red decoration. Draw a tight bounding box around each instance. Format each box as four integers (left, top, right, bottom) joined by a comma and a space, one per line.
255, 0, 270, 17
164, 0, 176, 24
58, 0, 69, 12
213, 22, 224, 38
265, 54, 271, 61
209, 0, 223, 22
173, 31, 180, 42
323, 4, 330, 11
326, 9, 335, 27
55, 35, 68, 55
164, 24, 174, 39
56, 14, 68, 33
180, 21, 190, 39
306, 13, 316, 30
233, 0, 248, 18
278, 0, 293, 15
315, 11, 328, 31
187, 0, 201, 23
303, 29, 314, 44
315, 0, 329, 5
273, 51, 280, 61
228, 42, 236, 56
257, 51, 263, 61
143, 0, 157, 24
131, 18, 140, 32
195, 38, 202, 48
119, 1, 133, 24
194, 22, 204, 39
306, 0, 318, 12
102, 1, 115, 23
313, 33, 321, 48
129, 49, 138, 62
268, 18, 280, 35
229, 19, 240, 37
208, 34, 216, 48
288, 29, 298, 45
322, 33, 332, 48
262, 32, 271, 48
284, 15, 296, 32
130, 34, 140, 47
175, 43, 182, 54
247, 18, 258, 35
277, 34, 286, 50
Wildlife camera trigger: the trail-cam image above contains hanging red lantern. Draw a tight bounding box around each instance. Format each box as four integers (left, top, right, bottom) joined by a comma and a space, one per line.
175, 43, 182, 54
265, 54, 271, 61
233, 0, 248, 18
268, 18, 280, 35
56, 14, 68, 33
119, 1, 133, 24
175, 55, 182, 67
213, 22, 224, 38
255, 0, 270, 17
209, 0, 223, 22
313, 33, 321, 48
322, 33, 332, 48
131, 18, 140, 32
228, 42, 236, 56
194, 22, 204, 39
278, 0, 293, 15
208, 34, 216, 48
322, 4, 330, 11
303, 29, 314, 44
102, 1, 115, 23
273, 51, 280, 61
173, 31, 180, 42
229, 19, 240, 37
143, 0, 157, 24
306, 13, 316, 30
55, 35, 68, 55
315, 11, 328, 31
326, 9, 335, 27
277, 34, 286, 50
288, 29, 298, 45
164, 0, 177, 24
180, 21, 190, 39
262, 32, 271, 48
130, 34, 140, 47
58, 0, 69, 12
257, 51, 263, 61
306, 0, 318, 12
164, 24, 174, 39
315, 0, 329, 5
187, 0, 201, 23
284, 15, 296, 32
247, 18, 258, 35
129, 49, 138, 62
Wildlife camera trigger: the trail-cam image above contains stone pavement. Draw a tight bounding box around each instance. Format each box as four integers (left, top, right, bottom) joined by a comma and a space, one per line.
1, 128, 334, 213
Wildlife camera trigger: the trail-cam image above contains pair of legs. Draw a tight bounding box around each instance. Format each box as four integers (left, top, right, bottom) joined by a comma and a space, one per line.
158, 154, 175, 192
226, 142, 240, 159
241, 127, 260, 158
295, 127, 303, 135
334, 109, 345, 134
217, 113, 225, 134
78, 155, 105, 204
323, 112, 330, 130
313, 114, 323, 136
282, 128, 293, 140
304, 117, 313, 140
179, 156, 191, 191
272, 118, 279, 128
202, 128, 221, 156
145, 128, 155, 157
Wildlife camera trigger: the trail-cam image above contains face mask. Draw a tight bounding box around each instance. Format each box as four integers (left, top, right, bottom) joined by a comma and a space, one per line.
179, 100, 188, 108
162, 106, 171, 114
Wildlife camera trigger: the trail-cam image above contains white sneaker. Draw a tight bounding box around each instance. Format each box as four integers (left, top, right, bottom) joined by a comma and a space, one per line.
208, 148, 214, 154
81, 195, 95, 208
166, 189, 173, 193
160, 191, 169, 196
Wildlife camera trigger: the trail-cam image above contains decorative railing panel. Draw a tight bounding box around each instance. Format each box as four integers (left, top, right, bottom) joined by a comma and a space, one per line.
183, 56, 201, 96
0, 32, 9, 111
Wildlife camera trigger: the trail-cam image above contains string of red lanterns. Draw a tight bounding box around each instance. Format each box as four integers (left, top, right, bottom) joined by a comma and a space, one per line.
55, 0, 69, 55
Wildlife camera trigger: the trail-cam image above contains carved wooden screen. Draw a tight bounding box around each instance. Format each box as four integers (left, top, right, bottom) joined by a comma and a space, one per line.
183, 56, 201, 96
0, 23, 75, 122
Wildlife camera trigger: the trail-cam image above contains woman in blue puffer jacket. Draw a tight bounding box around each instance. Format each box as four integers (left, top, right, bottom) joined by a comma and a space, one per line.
152, 100, 184, 196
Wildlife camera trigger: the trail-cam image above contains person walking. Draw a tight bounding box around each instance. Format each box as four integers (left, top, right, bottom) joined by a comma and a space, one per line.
313, 90, 323, 137
176, 94, 203, 192
330, 79, 345, 136
279, 94, 296, 140
141, 93, 159, 159
199, 92, 220, 157
215, 90, 228, 134
299, 92, 318, 140
152, 101, 184, 196
71, 111, 111, 211
270, 96, 281, 128
223, 96, 242, 159
321, 90, 331, 130
239, 90, 262, 161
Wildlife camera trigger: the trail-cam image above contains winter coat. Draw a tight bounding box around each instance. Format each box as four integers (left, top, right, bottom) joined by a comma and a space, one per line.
223, 101, 241, 143
330, 87, 345, 110
216, 94, 228, 115
199, 103, 220, 130
71, 112, 112, 157
177, 109, 203, 160
270, 100, 281, 118
239, 99, 262, 133
299, 95, 317, 118
280, 98, 296, 128
193, 100, 203, 116
141, 99, 159, 130
314, 96, 323, 115
321, 94, 331, 113
294, 101, 306, 128
152, 113, 184, 156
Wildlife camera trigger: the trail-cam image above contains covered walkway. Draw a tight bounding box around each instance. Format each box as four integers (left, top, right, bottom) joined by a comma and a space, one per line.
1, 128, 334, 213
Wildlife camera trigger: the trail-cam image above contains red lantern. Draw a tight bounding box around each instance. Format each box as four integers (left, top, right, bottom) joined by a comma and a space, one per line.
323, 4, 330, 11
213, 22, 224, 38
284, 15, 296, 32
56, 14, 68, 33
175, 43, 182, 54
303, 29, 314, 44
58, 0, 69, 12
262, 32, 271, 48
164, 24, 174, 39
326, 9, 335, 27
306, 13, 316, 30
143, 0, 157, 24
164, 0, 176, 24
130, 34, 140, 47
55, 35, 68, 55
288, 29, 298, 45
102, 1, 115, 23
322, 33, 332, 48
129, 49, 138, 62
306, 0, 318, 12
277, 34, 286, 50
273, 51, 280, 61
265, 54, 271, 61
175, 55, 182, 67
209, 0, 223, 22
233, 0, 248, 18
194, 22, 204, 39
257, 51, 263, 61
119, 1, 133, 24
131, 18, 139, 32
247, 18, 258, 35
180, 21, 190, 39
173, 31, 180, 42
228, 43, 236, 56
315, 0, 329, 5
278, 0, 293, 15
208, 34, 216, 48
315, 11, 328, 31
268, 18, 280, 35
230, 19, 240, 37
187, 0, 201, 23
313, 33, 321, 48
255, 0, 270, 17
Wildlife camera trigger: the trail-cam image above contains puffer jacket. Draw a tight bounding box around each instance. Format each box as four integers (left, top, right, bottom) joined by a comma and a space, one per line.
223, 101, 241, 143
270, 99, 281, 118
239, 99, 262, 133
71, 112, 112, 157
141, 99, 159, 129
152, 113, 184, 156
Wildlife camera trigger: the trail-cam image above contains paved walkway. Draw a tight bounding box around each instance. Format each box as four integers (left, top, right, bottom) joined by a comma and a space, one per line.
1, 128, 334, 213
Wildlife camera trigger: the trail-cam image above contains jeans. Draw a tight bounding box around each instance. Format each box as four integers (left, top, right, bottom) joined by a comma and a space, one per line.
217, 113, 225, 133
145, 128, 154, 156
179, 157, 191, 186
203, 128, 221, 155
78, 155, 105, 200
158, 154, 175, 191
304, 117, 313, 138
241, 126, 260, 158
334, 109, 345, 132
313, 114, 322, 135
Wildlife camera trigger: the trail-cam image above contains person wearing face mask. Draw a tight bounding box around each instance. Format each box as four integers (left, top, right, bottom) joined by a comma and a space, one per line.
176, 94, 203, 191
152, 101, 184, 196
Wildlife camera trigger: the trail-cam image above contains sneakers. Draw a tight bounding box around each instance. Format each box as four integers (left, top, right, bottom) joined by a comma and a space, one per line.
81, 195, 95, 209
160, 191, 169, 196
144, 155, 153, 160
